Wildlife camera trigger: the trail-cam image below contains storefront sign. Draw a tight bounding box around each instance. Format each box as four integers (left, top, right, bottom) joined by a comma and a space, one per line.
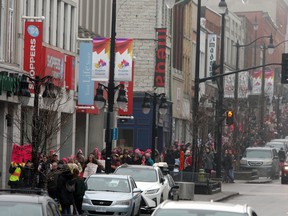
207, 34, 217, 77
154, 28, 167, 87
23, 21, 43, 91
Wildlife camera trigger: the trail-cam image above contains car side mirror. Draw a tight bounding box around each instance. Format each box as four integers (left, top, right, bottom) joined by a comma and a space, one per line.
172, 185, 179, 190
160, 177, 165, 184
133, 188, 142, 193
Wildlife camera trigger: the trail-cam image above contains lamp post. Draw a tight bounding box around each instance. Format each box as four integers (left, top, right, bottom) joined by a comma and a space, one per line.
215, 0, 227, 179
260, 35, 275, 129
234, 34, 273, 170
142, 92, 168, 162
19, 74, 55, 188
93, 0, 127, 174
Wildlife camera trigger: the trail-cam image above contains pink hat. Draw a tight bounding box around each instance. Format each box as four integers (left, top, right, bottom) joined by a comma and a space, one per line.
146, 149, 152, 153
62, 158, 68, 164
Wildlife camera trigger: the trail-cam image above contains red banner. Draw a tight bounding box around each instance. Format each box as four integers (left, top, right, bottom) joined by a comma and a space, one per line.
154, 28, 167, 87
11, 144, 32, 163
65, 55, 75, 90
23, 21, 43, 91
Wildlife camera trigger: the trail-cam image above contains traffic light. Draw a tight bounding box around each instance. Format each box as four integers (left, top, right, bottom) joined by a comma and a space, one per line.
281, 53, 288, 84
226, 110, 234, 125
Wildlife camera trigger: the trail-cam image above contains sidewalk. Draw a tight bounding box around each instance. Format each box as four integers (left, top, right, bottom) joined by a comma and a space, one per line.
193, 178, 272, 202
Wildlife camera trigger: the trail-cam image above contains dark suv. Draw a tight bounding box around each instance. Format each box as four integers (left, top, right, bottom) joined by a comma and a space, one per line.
239, 147, 280, 179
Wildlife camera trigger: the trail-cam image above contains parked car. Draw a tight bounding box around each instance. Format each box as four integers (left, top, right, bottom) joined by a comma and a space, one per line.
0, 189, 61, 216
114, 164, 170, 212
266, 139, 288, 153
151, 200, 258, 216
281, 157, 288, 184
153, 162, 179, 200
82, 174, 142, 216
239, 147, 280, 179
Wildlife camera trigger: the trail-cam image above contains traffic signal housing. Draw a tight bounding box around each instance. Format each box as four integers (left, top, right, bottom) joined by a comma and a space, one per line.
281, 53, 288, 84
226, 110, 234, 125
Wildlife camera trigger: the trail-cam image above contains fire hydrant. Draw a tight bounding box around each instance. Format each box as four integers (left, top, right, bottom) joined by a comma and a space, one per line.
198, 169, 205, 182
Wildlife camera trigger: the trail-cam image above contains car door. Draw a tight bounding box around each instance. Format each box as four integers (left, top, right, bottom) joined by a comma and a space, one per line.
130, 177, 141, 212
272, 149, 280, 172
158, 169, 169, 200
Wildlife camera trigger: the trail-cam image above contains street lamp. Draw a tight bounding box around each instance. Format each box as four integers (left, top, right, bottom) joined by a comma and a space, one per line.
260, 35, 275, 128
19, 74, 55, 187
142, 92, 168, 162
234, 34, 273, 170
215, 0, 227, 178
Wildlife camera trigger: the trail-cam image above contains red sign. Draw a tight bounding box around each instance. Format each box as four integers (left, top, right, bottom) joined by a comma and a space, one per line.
23, 21, 43, 91
65, 55, 75, 90
119, 61, 134, 116
154, 28, 167, 87
41, 46, 65, 87
11, 144, 32, 163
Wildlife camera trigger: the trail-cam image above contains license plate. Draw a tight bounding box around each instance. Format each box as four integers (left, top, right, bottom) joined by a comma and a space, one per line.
95, 207, 106, 212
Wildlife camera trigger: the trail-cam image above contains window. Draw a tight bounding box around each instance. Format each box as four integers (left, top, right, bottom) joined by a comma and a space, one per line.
7, 0, 15, 63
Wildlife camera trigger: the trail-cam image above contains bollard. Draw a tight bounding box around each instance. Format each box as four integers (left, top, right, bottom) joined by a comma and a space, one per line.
198, 169, 205, 182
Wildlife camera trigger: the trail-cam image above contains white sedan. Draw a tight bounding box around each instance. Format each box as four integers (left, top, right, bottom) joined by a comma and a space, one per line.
114, 164, 170, 212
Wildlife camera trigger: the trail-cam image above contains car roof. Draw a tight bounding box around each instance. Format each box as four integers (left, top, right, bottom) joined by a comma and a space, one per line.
88, 174, 130, 179
246, 147, 275, 150
157, 200, 250, 213
118, 164, 159, 170
0, 192, 50, 203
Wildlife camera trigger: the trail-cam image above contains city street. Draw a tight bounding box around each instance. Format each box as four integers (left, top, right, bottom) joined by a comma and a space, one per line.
141, 178, 288, 216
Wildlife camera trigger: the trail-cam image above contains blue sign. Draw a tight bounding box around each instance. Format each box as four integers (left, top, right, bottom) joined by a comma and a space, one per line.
111, 128, 118, 141
78, 42, 94, 105
27, 25, 40, 37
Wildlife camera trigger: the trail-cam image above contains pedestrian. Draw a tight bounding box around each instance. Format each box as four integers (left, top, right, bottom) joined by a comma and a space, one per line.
121, 150, 132, 164
38, 155, 49, 188
57, 166, 74, 215
164, 149, 175, 171
145, 153, 154, 166
111, 154, 121, 172
72, 168, 86, 215
203, 147, 215, 175
21, 160, 34, 188
47, 162, 61, 199
222, 149, 234, 183
8, 161, 25, 189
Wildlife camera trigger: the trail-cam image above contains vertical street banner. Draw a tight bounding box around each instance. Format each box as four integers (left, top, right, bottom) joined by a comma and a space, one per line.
92, 38, 110, 81
78, 42, 94, 105
118, 61, 134, 116
115, 38, 133, 82
154, 28, 167, 87
207, 34, 217, 77
251, 69, 274, 96
23, 21, 43, 91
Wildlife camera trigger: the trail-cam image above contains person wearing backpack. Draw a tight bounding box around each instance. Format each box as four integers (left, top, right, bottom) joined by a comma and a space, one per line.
57, 166, 74, 215
72, 168, 86, 215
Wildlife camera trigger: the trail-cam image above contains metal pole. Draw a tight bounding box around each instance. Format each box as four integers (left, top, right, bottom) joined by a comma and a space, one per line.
234, 42, 239, 171
192, 0, 201, 174
260, 44, 266, 129
216, 12, 225, 178
151, 94, 157, 162
105, 0, 117, 174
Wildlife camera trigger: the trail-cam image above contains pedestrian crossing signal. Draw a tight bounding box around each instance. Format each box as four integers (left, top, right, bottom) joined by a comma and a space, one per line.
226, 110, 234, 125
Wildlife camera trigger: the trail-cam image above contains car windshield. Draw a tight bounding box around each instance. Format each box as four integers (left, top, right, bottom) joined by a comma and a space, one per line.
86, 177, 131, 193
0, 202, 42, 216
153, 209, 248, 216
245, 150, 272, 158
115, 167, 158, 182
265, 142, 284, 149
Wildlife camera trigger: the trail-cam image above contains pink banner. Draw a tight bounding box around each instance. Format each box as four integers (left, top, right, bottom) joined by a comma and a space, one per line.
11, 144, 32, 163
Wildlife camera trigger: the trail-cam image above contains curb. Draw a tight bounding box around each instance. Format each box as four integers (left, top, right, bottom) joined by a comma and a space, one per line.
213, 192, 240, 202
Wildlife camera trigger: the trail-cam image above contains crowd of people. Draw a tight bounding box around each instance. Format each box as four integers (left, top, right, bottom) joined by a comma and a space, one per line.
7, 142, 237, 214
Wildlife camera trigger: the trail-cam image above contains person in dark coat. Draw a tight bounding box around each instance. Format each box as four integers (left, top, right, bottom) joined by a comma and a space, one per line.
164, 149, 176, 171
21, 160, 34, 188
47, 162, 61, 199
222, 149, 234, 183
121, 151, 132, 164
57, 166, 74, 215
72, 168, 86, 214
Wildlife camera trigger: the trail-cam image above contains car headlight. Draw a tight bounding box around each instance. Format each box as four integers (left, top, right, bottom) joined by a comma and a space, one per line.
114, 199, 131, 205
146, 189, 159, 194
82, 198, 91, 204
284, 166, 288, 171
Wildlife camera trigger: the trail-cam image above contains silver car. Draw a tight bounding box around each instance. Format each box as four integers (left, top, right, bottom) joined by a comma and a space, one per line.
82, 174, 142, 216
151, 200, 258, 216
0, 189, 61, 216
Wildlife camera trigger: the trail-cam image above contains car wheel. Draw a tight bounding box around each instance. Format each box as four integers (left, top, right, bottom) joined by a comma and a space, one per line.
281, 176, 286, 184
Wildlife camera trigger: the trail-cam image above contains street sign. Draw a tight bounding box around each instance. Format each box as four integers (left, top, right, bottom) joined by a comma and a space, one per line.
111, 128, 118, 141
